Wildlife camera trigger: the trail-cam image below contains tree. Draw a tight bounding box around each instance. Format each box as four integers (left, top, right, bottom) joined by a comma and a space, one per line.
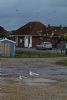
64, 33, 67, 43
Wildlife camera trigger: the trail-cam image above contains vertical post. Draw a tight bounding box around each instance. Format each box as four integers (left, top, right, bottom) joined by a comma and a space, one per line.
65, 43, 67, 55
64, 33, 67, 55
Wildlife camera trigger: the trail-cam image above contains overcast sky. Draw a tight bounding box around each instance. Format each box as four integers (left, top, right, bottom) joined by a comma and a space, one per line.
0, 0, 67, 30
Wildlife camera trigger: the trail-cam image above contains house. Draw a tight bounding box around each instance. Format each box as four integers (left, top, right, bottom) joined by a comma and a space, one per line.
10, 21, 47, 48
46, 25, 67, 47
0, 26, 10, 38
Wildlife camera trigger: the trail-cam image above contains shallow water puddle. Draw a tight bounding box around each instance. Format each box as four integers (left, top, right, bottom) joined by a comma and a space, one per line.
0, 93, 7, 97
17, 77, 57, 86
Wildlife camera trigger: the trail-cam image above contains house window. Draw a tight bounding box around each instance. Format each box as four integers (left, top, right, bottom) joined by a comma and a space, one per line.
37, 30, 43, 33
20, 39, 23, 43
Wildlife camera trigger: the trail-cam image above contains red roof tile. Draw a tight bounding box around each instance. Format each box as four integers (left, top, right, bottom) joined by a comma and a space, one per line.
12, 21, 47, 36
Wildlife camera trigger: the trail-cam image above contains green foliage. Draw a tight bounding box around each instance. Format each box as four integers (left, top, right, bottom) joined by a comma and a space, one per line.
59, 36, 65, 42
56, 59, 67, 66
15, 51, 65, 58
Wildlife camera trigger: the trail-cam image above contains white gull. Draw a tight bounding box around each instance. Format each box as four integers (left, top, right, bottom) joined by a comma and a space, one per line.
29, 71, 39, 76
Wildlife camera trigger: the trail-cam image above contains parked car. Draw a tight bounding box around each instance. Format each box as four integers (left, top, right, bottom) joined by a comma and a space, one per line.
36, 42, 52, 50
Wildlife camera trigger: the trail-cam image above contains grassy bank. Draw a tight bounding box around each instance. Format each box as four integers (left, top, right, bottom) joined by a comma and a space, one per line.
15, 51, 65, 58
56, 59, 67, 66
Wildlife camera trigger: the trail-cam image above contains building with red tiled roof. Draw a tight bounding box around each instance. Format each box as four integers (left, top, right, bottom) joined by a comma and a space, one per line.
45, 25, 67, 47
11, 21, 47, 48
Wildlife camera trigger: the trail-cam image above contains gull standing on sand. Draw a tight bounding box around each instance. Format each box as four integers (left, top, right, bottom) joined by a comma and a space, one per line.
29, 71, 39, 76
19, 75, 27, 80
